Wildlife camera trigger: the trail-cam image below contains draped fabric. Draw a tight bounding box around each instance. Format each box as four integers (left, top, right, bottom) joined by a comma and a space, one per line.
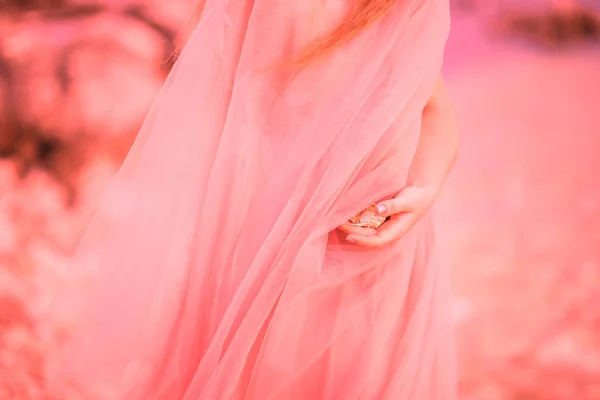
49, 0, 455, 398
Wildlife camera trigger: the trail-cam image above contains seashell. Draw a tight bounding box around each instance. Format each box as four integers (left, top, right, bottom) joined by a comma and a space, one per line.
348, 205, 386, 229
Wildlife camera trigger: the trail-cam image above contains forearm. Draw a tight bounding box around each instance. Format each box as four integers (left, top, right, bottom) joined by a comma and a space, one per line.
406, 76, 459, 196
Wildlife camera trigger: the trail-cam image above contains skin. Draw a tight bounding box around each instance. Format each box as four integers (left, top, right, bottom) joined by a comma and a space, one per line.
339, 74, 460, 248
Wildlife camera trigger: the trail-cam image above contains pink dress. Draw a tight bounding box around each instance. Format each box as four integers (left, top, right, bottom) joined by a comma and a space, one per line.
50, 0, 456, 398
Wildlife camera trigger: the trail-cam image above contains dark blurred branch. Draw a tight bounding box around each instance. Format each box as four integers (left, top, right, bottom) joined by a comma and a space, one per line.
0, 1, 180, 204
124, 5, 177, 57
0, 45, 19, 159
491, 1, 600, 47
0, 0, 68, 13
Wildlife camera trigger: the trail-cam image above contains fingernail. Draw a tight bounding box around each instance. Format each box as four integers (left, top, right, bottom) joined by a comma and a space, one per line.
346, 236, 356, 243
376, 204, 386, 215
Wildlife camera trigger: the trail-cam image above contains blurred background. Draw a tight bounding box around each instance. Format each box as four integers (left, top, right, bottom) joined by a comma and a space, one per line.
1, 0, 600, 398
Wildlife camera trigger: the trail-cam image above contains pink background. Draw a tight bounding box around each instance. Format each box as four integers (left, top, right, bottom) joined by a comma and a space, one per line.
1, 1, 599, 398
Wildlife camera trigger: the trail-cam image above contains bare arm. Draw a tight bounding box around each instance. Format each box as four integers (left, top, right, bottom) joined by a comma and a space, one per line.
342, 74, 460, 247
407, 74, 460, 198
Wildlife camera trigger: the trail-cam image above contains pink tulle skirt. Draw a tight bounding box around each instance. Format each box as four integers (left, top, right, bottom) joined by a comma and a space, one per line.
48, 0, 456, 398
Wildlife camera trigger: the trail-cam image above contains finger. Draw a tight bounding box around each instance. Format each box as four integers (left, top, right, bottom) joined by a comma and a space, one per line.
375, 193, 414, 217
338, 223, 378, 236
373, 214, 416, 243
346, 214, 416, 247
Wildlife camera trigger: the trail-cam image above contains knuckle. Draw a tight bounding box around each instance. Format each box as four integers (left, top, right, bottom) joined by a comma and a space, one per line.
386, 201, 398, 215
376, 235, 394, 247
339, 226, 352, 235
383, 234, 401, 245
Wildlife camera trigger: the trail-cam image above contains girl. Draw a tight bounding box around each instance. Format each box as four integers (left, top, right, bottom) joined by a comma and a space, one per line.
52, 0, 459, 398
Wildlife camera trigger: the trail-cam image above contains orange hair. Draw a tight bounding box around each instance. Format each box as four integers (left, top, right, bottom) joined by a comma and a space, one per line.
176, 0, 399, 66
294, 0, 399, 66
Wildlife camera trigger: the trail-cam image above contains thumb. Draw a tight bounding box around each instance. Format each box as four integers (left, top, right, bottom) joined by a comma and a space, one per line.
375, 192, 414, 217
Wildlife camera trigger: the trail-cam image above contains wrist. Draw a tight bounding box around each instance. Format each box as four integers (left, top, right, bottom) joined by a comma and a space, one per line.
403, 182, 441, 208
405, 179, 442, 196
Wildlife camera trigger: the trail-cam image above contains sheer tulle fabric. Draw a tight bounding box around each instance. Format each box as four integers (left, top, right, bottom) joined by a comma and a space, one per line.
48, 0, 455, 398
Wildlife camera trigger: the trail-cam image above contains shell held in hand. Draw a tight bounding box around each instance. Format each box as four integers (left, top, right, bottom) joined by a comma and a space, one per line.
348, 205, 387, 229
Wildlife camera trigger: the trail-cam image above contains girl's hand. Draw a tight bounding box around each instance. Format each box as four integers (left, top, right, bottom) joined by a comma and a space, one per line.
338, 185, 438, 248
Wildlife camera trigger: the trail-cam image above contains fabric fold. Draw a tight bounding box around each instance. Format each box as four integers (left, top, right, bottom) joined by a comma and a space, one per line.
47, 0, 456, 398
